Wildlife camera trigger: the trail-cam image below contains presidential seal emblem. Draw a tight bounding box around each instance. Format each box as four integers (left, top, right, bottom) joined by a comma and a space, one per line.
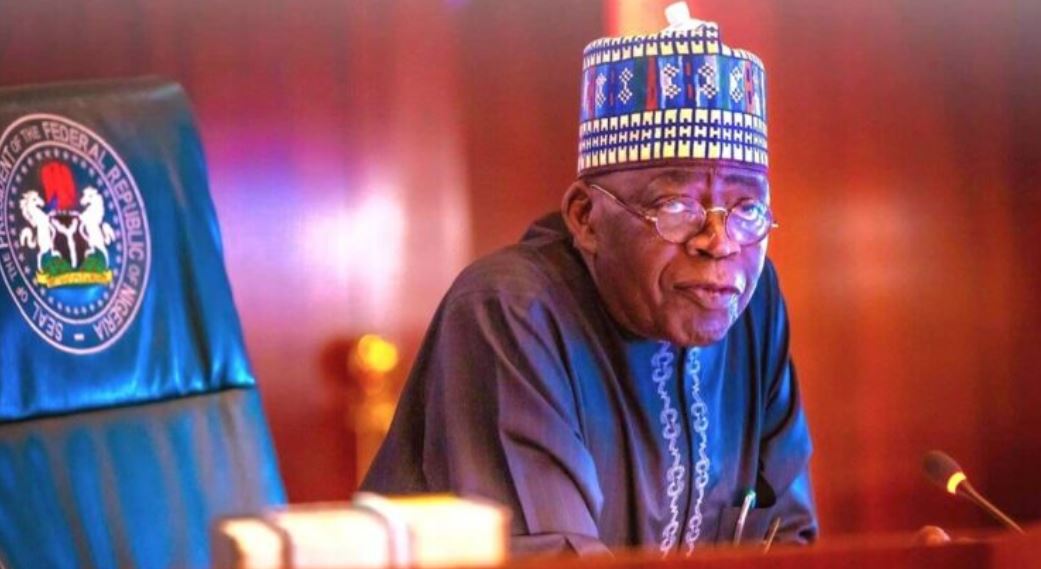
0, 114, 150, 354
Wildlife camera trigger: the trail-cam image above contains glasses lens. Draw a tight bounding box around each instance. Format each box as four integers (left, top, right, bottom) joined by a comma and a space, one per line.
656, 200, 705, 243
726, 199, 773, 244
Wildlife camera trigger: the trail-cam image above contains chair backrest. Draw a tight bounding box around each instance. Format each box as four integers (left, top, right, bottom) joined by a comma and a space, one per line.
0, 77, 286, 569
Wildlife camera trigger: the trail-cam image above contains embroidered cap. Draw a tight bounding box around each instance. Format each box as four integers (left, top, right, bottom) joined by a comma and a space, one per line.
577, 2, 768, 175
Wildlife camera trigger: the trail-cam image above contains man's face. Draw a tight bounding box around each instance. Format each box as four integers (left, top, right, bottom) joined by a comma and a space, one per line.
578, 162, 770, 346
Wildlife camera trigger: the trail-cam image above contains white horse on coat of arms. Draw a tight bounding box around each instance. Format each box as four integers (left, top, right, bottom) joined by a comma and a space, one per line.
18, 190, 58, 271
79, 186, 115, 266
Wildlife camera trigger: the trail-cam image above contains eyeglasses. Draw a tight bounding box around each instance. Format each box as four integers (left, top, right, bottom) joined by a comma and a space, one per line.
588, 183, 778, 246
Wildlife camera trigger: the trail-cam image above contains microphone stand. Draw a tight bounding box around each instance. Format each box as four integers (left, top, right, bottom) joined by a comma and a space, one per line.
957, 481, 1025, 534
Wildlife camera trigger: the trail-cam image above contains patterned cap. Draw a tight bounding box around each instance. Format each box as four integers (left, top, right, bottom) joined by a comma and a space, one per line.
577, 4, 767, 175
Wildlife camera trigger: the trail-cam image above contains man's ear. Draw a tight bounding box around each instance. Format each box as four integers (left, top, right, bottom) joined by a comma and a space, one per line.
562, 179, 599, 256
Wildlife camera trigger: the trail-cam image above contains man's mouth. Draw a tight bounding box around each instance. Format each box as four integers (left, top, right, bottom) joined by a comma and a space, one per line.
674, 282, 742, 310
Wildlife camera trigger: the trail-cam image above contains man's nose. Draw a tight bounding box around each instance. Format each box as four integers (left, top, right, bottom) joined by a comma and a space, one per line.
685, 210, 741, 258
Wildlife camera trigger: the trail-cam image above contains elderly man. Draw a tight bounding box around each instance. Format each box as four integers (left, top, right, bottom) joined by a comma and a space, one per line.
362, 4, 817, 556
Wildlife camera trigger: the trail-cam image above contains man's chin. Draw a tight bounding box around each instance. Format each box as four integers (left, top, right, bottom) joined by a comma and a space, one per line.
664, 316, 735, 347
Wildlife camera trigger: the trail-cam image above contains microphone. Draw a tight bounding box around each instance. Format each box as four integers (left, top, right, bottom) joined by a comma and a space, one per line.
922, 450, 1024, 534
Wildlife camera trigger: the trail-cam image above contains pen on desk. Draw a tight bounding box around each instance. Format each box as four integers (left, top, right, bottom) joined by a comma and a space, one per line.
732, 489, 757, 545
762, 516, 782, 553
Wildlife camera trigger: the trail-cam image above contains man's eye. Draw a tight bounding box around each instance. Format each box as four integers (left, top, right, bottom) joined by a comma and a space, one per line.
733, 200, 767, 220
658, 200, 693, 215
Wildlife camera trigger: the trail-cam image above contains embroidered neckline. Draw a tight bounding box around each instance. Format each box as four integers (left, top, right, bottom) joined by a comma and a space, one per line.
650, 343, 684, 552
684, 346, 710, 553
650, 342, 710, 555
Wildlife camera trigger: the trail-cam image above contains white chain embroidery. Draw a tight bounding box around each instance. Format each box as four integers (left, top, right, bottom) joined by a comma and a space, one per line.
652, 344, 711, 555
651, 342, 684, 553
683, 347, 710, 554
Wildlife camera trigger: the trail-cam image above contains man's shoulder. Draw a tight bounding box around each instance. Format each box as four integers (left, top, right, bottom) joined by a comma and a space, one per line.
446, 239, 577, 308
755, 258, 790, 322
444, 214, 588, 309
749, 257, 782, 307
735, 257, 790, 358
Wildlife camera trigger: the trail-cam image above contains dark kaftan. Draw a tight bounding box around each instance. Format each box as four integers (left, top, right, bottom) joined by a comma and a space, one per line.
362, 213, 817, 555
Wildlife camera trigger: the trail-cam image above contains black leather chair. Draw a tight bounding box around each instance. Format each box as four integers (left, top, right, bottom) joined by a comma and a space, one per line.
0, 78, 285, 568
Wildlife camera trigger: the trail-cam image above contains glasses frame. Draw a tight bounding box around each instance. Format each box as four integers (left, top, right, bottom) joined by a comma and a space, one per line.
587, 183, 779, 246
